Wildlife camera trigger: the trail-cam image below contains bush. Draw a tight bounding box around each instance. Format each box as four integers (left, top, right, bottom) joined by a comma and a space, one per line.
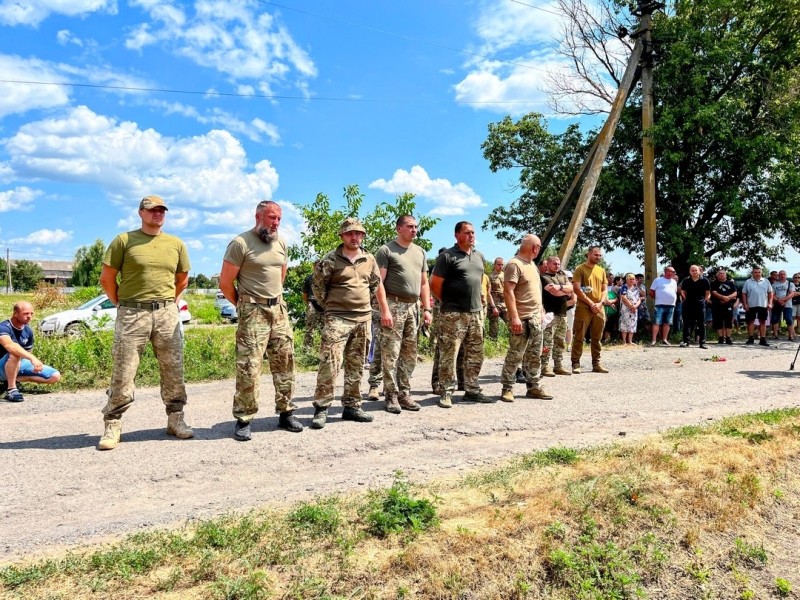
69, 286, 104, 304
365, 472, 439, 537
32, 283, 69, 311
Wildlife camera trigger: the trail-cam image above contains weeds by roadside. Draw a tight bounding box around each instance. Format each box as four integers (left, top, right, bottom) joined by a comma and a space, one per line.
2, 409, 799, 599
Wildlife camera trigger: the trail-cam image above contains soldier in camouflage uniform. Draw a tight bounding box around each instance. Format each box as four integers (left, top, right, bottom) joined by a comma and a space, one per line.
310, 218, 390, 429
374, 215, 432, 413
97, 195, 194, 450
430, 222, 492, 407
219, 200, 300, 441
540, 256, 574, 377
500, 235, 552, 402
302, 269, 324, 350
487, 258, 507, 340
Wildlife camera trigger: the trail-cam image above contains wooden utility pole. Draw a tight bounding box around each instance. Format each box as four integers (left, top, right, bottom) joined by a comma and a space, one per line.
558, 39, 644, 266
639, 2, 662, 310
6, 249, 11, 294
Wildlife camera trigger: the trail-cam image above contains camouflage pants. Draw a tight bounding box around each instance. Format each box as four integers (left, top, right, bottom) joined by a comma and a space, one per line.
501, 317, 544, 390
368, 309, 383, 388
103, 304, 186, 421
488, 303, 507, 341
438, 311, 484, 395
314, 316, 368, 409
541, 314, 568, 369
380, 299, 419, 396
233, 302, 296, 422
302, 303, 324, 349
430, 300, 466, 392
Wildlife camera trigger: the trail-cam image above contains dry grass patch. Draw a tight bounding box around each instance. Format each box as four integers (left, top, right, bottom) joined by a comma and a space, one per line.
2, 411, 800, 599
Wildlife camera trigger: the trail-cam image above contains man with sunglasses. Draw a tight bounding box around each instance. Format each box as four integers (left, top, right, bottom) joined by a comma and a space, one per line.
97, 195, 193, 450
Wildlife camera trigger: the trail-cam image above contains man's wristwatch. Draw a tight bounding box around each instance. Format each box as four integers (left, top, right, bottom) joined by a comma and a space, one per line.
423, 309, 432, 313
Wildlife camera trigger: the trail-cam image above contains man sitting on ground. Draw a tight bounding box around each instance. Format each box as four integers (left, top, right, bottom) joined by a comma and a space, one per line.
0, 301, 61, 402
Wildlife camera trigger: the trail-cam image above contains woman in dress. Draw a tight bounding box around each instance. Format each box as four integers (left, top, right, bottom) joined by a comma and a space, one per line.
618, 273, 642, 344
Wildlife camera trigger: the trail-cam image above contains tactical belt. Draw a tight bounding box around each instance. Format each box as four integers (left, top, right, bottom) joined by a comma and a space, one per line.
386, 293, 418, 304
118, 299, 174, 311
239, 293, 280, 307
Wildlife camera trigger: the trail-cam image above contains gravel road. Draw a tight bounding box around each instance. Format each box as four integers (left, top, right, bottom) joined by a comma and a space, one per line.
2, 340, 799, 562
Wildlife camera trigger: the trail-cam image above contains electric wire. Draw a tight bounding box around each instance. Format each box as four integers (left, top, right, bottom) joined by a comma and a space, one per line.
0, 79, 549, 105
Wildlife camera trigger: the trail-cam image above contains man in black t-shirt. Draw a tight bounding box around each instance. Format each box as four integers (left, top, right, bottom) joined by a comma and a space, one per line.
0, 302, 61, 402
679, 265, 711, 348
709, 268, 737, 345
540, 256, 574, 376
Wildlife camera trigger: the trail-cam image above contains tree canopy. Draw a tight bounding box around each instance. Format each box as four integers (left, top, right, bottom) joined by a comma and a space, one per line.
482, 0, 800, 276
11, 260, 44, 292
70, 239, 106, 287
288, 185, 440, 262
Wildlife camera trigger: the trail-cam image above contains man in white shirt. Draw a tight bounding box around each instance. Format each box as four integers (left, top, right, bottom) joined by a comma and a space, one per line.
648, 266, 678, 345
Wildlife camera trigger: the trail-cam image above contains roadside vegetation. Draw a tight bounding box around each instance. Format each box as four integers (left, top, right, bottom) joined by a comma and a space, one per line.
1, 409, 798, 599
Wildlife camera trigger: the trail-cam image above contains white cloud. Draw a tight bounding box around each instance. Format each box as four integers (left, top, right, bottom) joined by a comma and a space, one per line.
1, 106, 280, 220
151, 100, 281, 145
0, 186, 43, 212
452, 0, 569, 114
0, 54, 153, 119
0, 0, 117, 26
56, 30, 83, 46
369, 166, 485, 216
126, 0, 317, 92
185, 239, 204, 250
7, 228, 72, 245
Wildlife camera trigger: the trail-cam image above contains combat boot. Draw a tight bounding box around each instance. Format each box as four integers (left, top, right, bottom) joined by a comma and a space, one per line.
310, 406, 328, 429
398, 393, 421, 411
277, 411, 303, 433
500, 388, 515, 402
438, 391, 453, 409
592, 364, 610, 374
526, 388, 554, 400
342, 406, 374, 422
541, 366, 555, 377
572, 363, 582, 374
553, 366, 572, 376
367, 386, 380, 401
464, 390, 496, 403
98, 420, 121, 450
167, 412, 194, 439
385, 393, 402, 414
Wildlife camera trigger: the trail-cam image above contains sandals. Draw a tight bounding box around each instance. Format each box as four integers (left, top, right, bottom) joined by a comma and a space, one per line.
5, 389, 24, 402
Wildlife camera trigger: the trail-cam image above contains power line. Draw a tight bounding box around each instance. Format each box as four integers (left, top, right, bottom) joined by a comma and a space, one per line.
256, 0, 551, 74
507, 0, 563, 16
0, 79, 550, 105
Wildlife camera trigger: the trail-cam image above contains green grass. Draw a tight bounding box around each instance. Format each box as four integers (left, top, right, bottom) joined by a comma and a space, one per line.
363, 472, 439, 538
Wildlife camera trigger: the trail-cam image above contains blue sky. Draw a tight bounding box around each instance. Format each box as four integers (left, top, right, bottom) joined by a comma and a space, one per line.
1, 0, 798, 278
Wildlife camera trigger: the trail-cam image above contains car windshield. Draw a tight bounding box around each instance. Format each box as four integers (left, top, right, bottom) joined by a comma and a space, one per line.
76, 296, 105, 310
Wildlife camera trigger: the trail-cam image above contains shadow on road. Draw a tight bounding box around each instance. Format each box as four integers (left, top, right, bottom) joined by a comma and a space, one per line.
737, 370, 800, 380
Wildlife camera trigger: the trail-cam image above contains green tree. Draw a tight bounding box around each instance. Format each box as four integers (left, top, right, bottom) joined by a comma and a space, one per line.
11, 260, 44, 292
189, 273, 214, 289
288, 184, 440, 261
482, 0, 800, 276
0, 256, 6, 287
69, 239, 106, 287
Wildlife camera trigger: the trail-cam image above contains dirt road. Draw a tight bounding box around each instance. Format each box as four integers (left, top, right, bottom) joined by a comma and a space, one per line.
2, 341, 799, 562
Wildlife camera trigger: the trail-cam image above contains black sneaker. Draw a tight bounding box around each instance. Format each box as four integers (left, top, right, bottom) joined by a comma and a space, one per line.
234, 420, 252, 441
717, 338, 725, 344
725, 337, 733, 345
277, 411, 303, 433
310, 406, 328, 429
759, 338, 770, 347
699, 343, 708, 349
746, 337, 755, 345
463, 391, 496, 403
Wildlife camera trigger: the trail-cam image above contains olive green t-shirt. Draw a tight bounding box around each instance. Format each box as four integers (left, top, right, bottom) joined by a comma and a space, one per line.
103, 230, 191, 301
375, 240, 426, 298
504, 255, 541, 320
223, 230, 288, 299
573, 262, 607, 306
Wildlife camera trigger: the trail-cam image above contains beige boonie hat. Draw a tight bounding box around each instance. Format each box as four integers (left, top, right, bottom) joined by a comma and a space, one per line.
139, 195, 169, 211
340, 217, 366, 235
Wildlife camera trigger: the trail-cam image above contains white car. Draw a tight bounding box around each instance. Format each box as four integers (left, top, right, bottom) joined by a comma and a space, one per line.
39, 294, 191, 336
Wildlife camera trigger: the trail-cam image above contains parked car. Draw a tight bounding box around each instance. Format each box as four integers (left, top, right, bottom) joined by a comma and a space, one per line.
214, 291, 230, 310
39, 294, 191, 336
219, 301, 238, 323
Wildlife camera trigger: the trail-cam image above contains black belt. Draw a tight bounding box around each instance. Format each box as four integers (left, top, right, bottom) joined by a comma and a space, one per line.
386, 293, 418, 304
118, 299, 174, 310
239, 293, 280, 306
